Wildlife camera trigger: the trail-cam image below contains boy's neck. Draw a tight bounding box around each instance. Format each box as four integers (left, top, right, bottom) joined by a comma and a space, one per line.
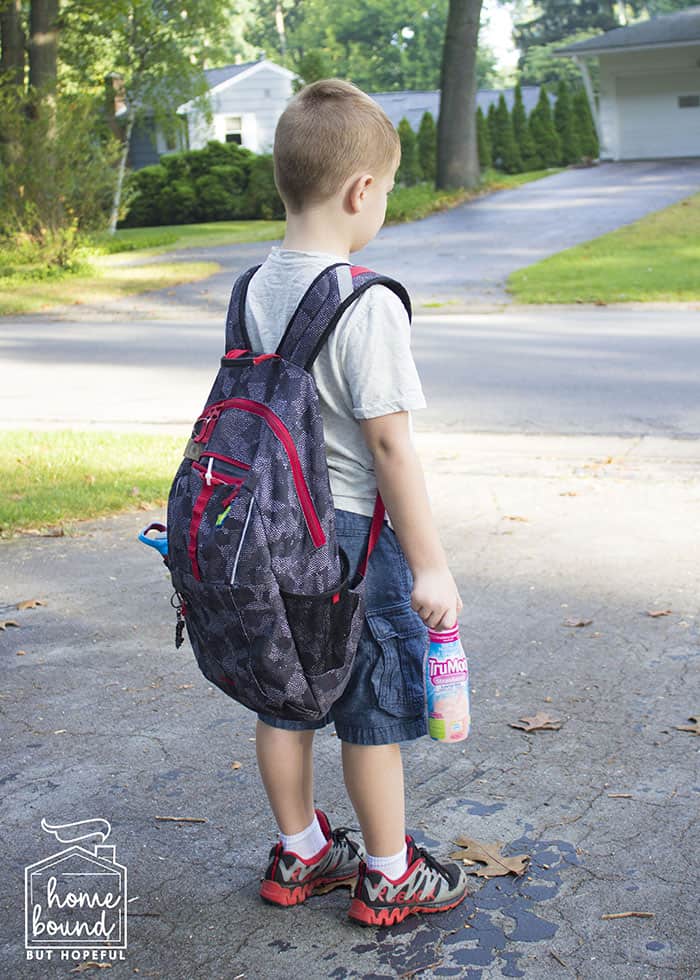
282, 208, 351, 260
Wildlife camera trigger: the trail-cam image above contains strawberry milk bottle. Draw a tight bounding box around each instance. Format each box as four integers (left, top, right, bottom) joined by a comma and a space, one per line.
425, 624, 471, 743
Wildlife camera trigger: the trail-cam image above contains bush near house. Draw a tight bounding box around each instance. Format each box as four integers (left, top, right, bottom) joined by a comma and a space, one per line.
121, 141, 284, 227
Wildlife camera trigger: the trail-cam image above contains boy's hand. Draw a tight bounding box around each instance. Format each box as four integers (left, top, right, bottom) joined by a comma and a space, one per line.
410, 567, 463, 631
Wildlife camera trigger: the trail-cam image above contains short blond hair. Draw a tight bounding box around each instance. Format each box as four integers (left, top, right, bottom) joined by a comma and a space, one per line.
273, 78, 400, 213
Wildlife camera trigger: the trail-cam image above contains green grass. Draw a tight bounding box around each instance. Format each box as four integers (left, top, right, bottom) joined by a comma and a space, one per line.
508, 192, 700, 304
0, 430, 185, 535
89, 219, 286, 255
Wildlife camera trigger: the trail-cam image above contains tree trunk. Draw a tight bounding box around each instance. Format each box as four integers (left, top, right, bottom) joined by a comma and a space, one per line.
28, 0, 58, 92
0, 0, 26, 90
109, 111, 134, 236
436, 0, 483, 190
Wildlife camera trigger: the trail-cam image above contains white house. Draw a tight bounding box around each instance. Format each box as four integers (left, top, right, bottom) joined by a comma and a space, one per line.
556, 6, 700, 161
177, 58, 296, 155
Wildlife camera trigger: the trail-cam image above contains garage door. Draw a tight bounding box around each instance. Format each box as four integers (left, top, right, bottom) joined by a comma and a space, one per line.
616, 71, 700, 159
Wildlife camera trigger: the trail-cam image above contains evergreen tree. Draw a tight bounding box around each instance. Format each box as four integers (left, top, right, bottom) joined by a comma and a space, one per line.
573, 88, 599, 159
396, 117, 420, 186
529, 86, 561, 168
417, 111, 437, 183
520, 120, 542, 173
511, 84, 528, 150
487, 102, 498, 157
476, 106, 491, 169
493, 94, 522, 173
554, 80, 581, 165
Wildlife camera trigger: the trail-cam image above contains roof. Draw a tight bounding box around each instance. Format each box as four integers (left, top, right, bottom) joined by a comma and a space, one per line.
203, 62, 260, 89
369, 87, 551, 130
556, 5, 700, 55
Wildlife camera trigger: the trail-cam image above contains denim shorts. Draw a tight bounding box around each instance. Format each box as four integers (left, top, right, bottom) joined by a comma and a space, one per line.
257, 508, 429, 745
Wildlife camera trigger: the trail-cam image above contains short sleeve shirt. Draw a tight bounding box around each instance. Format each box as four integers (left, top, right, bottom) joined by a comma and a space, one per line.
244, 247, 427, 519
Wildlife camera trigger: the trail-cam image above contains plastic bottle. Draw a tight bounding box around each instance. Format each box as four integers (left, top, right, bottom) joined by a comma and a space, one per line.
424, 624, 471, 743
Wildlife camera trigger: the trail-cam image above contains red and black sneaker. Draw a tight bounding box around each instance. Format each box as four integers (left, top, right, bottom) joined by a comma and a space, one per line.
348, 835, 469, 927
260, 809, 364, 907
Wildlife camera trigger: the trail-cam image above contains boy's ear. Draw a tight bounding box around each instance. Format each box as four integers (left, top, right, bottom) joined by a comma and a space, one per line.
348, 173, 374, 214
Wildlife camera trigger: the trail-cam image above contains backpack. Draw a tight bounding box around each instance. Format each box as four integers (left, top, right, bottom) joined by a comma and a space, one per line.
165, 261, 412, 722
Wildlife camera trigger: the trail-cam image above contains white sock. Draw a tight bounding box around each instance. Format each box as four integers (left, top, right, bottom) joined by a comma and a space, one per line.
366, 844, 408, 881
279, 813, 327, 860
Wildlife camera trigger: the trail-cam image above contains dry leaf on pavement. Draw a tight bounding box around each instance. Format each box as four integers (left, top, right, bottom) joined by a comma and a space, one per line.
510, 712, 562, 732
0, 620, 19, 630
646, 609, 672, 618
675, 716, 700, 736
231, 761, 242, 770
504, 515, 529, 522
17, 598, 45, 610
449, 837, 529, 877
563, 618, 592, 627
69, 963, 112, 973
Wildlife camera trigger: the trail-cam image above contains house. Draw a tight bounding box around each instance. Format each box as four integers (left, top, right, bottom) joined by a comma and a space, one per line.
368, 86, 550, 131
555, 6, 700, 161
123, 58, 296, 170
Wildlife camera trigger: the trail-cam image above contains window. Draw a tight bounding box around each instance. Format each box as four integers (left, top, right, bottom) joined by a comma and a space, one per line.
678, 95, 700, 109
224, 115, 243, 144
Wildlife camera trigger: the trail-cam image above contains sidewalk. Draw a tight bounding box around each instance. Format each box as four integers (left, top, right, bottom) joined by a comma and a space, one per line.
2, 432, 698, 978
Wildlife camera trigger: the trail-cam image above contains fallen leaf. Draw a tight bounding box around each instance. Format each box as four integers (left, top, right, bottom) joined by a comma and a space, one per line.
646, 608, 672, 618
559, 491, 578, 496
510, 712, 562, 732
230, 761, 242, 770
16, 650, 27, 656
0, 620, 19, 630
70, 963, 112, 973
543, 696, 553, 703
594, 299, 608, 307
449, 836, 529, 878
675, 716, 700, 736
601, 911, 654, 920
17, 598, 45, 610
84, 474, 96, 485
563, 618, 592, 628
504, 515, 529, 522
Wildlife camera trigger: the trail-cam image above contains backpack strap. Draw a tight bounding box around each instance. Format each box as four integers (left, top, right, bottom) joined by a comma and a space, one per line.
224, 265, 261, 352
275, 263, 412, 371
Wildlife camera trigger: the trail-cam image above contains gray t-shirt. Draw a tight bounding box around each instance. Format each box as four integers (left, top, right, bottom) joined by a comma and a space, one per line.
244, 247, 426, 519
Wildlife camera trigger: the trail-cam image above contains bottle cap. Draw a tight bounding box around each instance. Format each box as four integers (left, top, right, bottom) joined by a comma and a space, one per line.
427, 624, 460, 643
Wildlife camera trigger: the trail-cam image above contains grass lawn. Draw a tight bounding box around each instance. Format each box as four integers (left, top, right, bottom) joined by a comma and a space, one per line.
0, 260, 219, 316
508, 191, 700, 304
0, 167, 562, 317
1, 430, 184, 536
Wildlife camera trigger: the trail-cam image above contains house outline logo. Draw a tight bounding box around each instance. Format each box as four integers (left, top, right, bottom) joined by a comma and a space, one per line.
24, 818, 127, 961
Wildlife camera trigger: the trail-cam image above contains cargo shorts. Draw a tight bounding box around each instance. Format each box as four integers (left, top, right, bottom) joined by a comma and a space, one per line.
257, 507, 429, 745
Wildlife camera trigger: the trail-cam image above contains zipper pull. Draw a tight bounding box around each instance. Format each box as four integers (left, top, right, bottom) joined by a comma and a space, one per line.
205, 456, 214, 486
171, 592, 186, 649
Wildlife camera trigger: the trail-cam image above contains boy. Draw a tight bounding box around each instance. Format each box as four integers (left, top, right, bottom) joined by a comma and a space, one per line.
245, 79, 468, 926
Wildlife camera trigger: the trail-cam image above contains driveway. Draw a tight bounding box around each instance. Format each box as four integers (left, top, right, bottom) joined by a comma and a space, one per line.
67, 157, 700, 316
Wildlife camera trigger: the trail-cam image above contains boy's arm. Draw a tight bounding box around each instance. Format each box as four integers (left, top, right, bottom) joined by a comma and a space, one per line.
359, 411, 462, 631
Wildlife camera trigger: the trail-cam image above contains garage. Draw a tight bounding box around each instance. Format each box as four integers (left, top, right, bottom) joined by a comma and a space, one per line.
556, 7, 700, 162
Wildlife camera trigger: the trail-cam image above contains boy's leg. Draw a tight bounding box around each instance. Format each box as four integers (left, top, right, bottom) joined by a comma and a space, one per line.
341, 742, 406, 856
255, 719, 315, 834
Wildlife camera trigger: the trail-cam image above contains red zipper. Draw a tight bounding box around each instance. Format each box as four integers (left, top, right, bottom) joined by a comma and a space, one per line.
192, 397, 325, 548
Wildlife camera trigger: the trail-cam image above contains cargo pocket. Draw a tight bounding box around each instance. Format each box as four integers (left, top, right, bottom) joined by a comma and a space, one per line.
279, 547, 361, 678
367, 602, 427, 718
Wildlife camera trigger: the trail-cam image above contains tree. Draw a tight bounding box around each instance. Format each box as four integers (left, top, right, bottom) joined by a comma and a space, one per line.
487, 100, 497, 150
476, 105, 491, 168
553, 80, 581, 164
58, 0, 236, 233
396, 116, 420, 185
511, 83, 527, 147
529, 86, 561, 167
28, 0, 58, 92
492, 93, 522, 173
573, 87, 599, 158
436, 0, 483, 189
417, 110, 437, 182
0, 0, 26, 90
520, 30, 602, 87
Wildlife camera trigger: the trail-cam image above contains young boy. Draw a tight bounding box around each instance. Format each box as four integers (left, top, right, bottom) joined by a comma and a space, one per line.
245, 79, 468, 926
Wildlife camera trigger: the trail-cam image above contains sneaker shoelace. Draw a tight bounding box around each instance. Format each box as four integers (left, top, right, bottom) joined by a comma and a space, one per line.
411, 842, 454, 883
332, 825, 363, 860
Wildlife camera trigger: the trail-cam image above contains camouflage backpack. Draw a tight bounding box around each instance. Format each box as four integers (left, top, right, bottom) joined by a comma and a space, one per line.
165, 262, 412, 722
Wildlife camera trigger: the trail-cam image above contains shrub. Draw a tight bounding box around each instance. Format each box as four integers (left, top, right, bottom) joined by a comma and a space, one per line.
573, 89, 599, 159
396, 117, 421, 187
476, 107, 492, 169
554, 81, 581, 165
529, 87, 561, 168
493, 94, 522, 174
417, 111, 437, 183
122, 141, 281, 226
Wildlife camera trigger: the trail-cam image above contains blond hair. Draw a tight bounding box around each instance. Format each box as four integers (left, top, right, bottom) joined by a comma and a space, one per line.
273, 78, 400, 213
